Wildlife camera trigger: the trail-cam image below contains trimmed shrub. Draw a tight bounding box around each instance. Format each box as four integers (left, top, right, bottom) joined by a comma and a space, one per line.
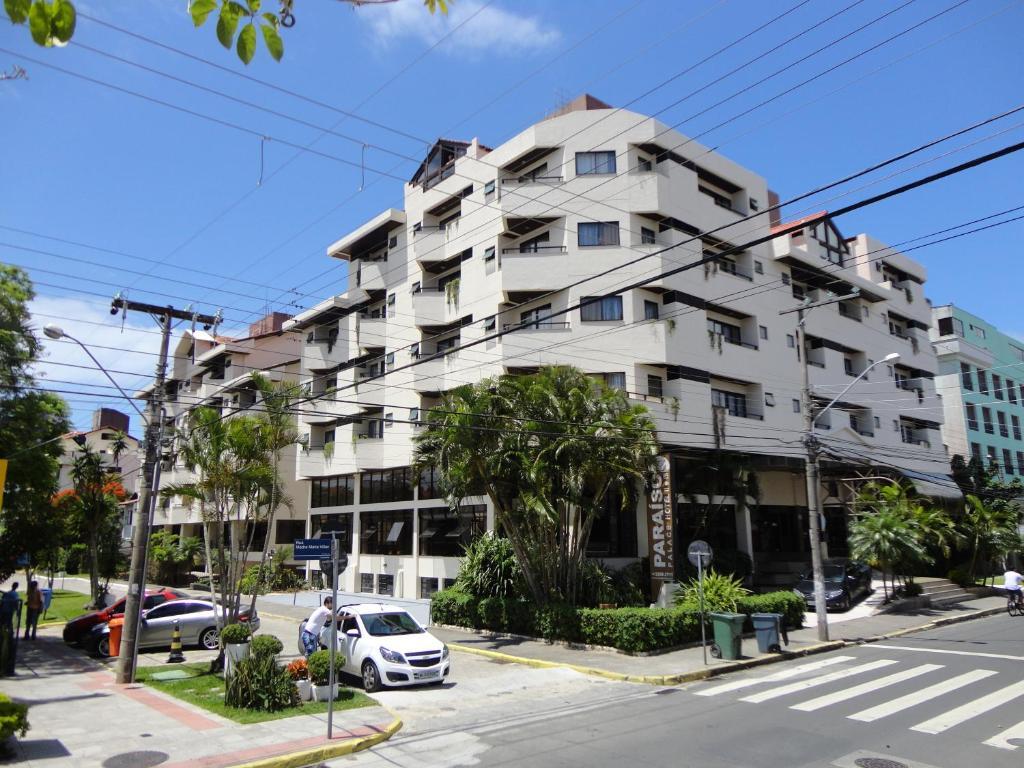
0, 694, 29, 741
948, 567, 972, 588
901, 581, 923, 597
535, 602, 580, 642
431, 589, 480, 627
307, 650, 332, 685
250, 634, 283, 658
220, 622, 252, 645
578, 607, 701, 653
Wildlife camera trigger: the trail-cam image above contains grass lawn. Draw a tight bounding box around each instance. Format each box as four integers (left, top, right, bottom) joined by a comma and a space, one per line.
135, 663, 376, 724
977, 575, 1005, 585
38, 590, 96, 626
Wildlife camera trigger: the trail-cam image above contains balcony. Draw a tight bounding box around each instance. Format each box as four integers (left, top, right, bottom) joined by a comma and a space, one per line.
354, 260, 386, 291
357, 315, 388, 346
411, 289, 449, 326
304, 338, 346, 371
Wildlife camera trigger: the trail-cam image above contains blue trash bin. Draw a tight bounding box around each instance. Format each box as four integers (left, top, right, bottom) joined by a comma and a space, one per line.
751, 612, 785, 653
41, 588, 53, 612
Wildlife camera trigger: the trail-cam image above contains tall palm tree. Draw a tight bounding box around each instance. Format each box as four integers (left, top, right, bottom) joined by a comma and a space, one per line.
962, 493, 1022, 581
415, 366, 658, 606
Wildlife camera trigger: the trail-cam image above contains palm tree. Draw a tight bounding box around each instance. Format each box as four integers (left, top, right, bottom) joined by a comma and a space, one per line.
962, 493, 1022, 581
415, 366, 658, 606
848, 507, 925, 600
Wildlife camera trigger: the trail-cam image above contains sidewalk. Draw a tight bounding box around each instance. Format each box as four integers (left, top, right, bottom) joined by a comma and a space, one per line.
0, 627, 397, 768
429, 595, 1007, 683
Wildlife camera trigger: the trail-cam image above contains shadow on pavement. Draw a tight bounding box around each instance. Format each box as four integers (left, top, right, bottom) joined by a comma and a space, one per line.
6, 738, 72, 761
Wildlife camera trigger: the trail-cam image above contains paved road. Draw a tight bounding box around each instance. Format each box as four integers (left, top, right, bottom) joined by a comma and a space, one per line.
331, 613, 1024, 768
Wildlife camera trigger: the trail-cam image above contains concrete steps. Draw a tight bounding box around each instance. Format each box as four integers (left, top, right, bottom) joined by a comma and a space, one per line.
917, 578, 974, 605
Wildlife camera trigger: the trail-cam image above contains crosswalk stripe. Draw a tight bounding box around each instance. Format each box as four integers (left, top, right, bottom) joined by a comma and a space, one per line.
739, 659, 899, 704
790, 664, 943, 712
694, 656, 857, 697
910, 679, 1024, 735
984, 719, 1024, 751
848, 669, 998, 723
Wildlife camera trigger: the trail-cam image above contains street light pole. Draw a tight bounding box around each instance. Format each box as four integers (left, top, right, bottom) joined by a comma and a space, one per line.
782, 289, 899, 643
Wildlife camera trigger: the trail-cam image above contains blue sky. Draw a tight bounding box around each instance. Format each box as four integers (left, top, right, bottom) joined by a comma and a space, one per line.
3, 0, 1023, 434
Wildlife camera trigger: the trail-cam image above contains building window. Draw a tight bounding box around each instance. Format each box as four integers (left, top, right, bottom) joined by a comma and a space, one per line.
844, 357, 855, 376
707, 318, 742, 345
410, 407, 422, 425
385, 352, 395, 371
275, 519, 306, 545
417, 466, 443, 500
994, 374, 1004, 400
759, 325, 768, 340
647, 375, 663, 399
310, 514, 353, 553
781, 273, 791, 285
360, 509, 413, 556
978, 370, 989, 394
787, 334, 795, 348
636, 155, 653, 172
518, 231, 550, 253
484, 246, 495, 263
1012, 414, 1021, 441
970, 324, 987, 339
644, 300, 659, 320
581, 295, 623, 322
754, 260, 764, 274
483, 316, 496, 331
792, 399, 801, 413
874, 416, 881, 429
1004, 449, 1015, 475
764, 392, 775, 407
982, 407, 994, 434
998, 411, 1009, 437
484, 180, 495, 200
937, 316, 964, 337
966, 404, 978, 431
961, 363, 973, 391
970, 443, 982, 462
575, 151, 616, 175
520, 303, 553, 330
578, 221, 620, 247
601, 372, 626, 391
360, 467, 414, 504
377, 574, 394, 596
310, 474, 355, 508
641, 227, 656, 245
712, 389, 748, 418
1012, 345, 1024, 362
418, 505, 486, 557
359, 573, 374, 592
1017, 451, 1024, 474
1008, 380, 1017, 404
749, 197, 759, 211
419, 578, 440, 599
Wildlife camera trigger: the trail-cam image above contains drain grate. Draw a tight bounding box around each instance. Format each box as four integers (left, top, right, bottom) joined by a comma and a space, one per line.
102, 750, 169, 768
654, 688, 680, 695
854, 759, 909, 768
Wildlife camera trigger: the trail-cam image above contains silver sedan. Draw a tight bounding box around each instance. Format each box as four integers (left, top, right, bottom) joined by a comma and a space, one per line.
86, 599, 260, 656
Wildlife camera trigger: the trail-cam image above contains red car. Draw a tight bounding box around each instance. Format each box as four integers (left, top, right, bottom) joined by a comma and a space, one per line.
62, 588, 189, 645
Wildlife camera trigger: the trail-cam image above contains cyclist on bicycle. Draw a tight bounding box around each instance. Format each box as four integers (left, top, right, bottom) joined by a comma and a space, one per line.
1005, 568, 1023, 609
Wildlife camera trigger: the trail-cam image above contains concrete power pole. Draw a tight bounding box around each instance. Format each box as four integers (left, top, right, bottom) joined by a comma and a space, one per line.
114, 298, 219, 684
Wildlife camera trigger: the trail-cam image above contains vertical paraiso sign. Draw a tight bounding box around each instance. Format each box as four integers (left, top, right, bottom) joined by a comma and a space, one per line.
0, 459, 7, 514
647, 455, 675, 596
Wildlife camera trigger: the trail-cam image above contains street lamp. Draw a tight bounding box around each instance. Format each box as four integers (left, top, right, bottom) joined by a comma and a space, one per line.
42, 324, 145, 419
802, 346, 900, 642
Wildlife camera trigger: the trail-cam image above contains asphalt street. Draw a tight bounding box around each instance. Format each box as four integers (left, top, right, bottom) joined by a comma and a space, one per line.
330, 613, 1024, 768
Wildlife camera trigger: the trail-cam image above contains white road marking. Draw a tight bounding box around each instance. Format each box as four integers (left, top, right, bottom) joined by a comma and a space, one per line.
791, 663, 943, 712
866, 644, 1024, 662
739, 659, 899, 704
848, 669, 998, 722
984, 718, 1024, 751
693, 656, 857, 697
910, 680, 1024, 734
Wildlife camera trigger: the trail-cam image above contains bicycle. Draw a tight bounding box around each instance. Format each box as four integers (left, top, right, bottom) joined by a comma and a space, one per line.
1007, 590, 1023, 617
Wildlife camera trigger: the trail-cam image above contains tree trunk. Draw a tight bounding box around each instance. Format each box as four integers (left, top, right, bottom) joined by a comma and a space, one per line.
88, 529, 101, 609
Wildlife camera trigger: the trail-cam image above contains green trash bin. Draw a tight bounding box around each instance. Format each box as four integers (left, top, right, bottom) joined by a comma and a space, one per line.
708, 612, 747, 660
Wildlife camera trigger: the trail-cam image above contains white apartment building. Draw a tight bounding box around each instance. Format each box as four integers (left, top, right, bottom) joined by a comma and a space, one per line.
140, 313, 308, 564
286, 95, 953, 600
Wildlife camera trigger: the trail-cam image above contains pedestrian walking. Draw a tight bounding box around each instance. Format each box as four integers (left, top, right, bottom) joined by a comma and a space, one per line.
0, 583, 20, 632
24, 581, 42, 640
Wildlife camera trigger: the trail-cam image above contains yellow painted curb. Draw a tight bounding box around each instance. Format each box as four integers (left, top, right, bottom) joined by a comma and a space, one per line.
448, 640, 846, 687
229, 717, 402, 768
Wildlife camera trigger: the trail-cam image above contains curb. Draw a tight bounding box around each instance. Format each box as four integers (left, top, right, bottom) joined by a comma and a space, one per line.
228, 717, 403, 768
448, 605, 1005, 686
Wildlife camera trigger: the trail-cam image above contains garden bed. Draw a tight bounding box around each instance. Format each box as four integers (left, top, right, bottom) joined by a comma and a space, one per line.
135, 664, 375, 724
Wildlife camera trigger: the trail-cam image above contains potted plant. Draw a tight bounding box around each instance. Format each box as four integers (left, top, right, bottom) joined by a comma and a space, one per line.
286, 658, 312, 701
220, 622, 251, 677
307, 650, 346, 701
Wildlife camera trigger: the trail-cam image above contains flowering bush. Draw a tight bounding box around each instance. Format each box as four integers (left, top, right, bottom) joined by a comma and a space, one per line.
286, 658, 308, 681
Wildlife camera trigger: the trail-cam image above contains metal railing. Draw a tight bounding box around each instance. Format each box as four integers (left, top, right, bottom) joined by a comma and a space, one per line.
502, 321, 570, 331
501, 245, 568, 254
501, 176, 564, 185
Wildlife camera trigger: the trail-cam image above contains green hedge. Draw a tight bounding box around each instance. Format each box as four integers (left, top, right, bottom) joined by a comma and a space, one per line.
431, 589, 804, 654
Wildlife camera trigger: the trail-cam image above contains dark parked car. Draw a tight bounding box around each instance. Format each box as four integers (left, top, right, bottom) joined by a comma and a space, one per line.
793, 559, 873, 611
85, 599, 260, 657
62, 588, 189, 645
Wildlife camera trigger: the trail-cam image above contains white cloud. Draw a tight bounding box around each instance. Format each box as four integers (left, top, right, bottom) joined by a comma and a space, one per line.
361, 0, 560, 55
29, 294, 164, 436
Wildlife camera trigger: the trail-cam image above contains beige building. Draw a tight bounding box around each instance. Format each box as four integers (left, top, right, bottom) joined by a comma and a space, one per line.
282, 96, 952, 601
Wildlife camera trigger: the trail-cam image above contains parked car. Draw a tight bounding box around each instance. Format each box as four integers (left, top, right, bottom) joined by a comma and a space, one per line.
62, 588, 189, 645
297, 603, 449, 693
84, 599, 259, 657
793, 559, 873, 611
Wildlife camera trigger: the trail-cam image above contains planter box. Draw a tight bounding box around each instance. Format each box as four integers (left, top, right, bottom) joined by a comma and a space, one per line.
312, 683, 339, 701
295, 679, 312, 701
224, 642, 250, 677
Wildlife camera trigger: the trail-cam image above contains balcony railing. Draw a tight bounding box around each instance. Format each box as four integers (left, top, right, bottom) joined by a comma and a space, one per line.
807, 359, 825, 369
502, 321, 570, 331
501, 176, 564, 185
501, 245, 568, 254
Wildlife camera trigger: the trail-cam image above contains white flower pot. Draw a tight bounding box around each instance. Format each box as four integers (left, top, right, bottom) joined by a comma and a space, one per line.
312, 683, 338, 701
224, 642, 250, 677
296, 679, 313, 701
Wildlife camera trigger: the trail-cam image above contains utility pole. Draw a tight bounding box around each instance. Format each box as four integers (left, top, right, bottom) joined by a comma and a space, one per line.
781, 289, 860, 643
114, 298, 220, 684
